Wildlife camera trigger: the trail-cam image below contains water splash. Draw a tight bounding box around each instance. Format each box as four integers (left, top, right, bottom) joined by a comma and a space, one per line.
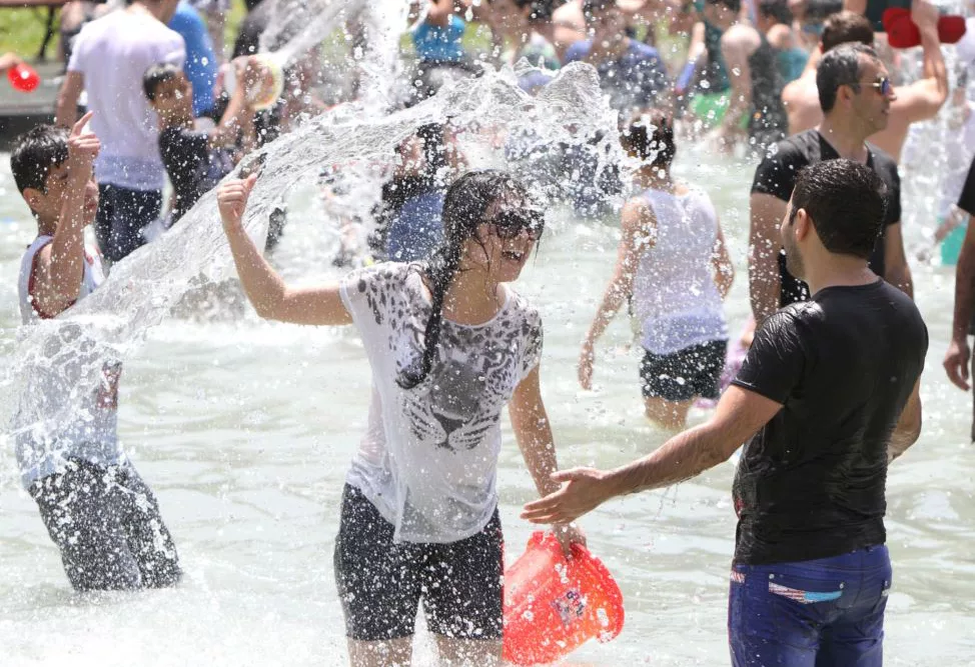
2, 62, 623, 474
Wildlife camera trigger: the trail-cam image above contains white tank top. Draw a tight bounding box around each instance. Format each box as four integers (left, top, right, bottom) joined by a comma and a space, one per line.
12, 235, 123, 488
632, 188, 729, 354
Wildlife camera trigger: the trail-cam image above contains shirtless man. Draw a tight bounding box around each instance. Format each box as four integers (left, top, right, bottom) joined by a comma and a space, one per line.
781, 0, 947, 162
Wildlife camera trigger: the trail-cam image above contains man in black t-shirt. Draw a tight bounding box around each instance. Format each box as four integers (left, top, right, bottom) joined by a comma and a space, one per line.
749, 43, 913, 325
523, 160, 927, 666
944, 154, 975, 440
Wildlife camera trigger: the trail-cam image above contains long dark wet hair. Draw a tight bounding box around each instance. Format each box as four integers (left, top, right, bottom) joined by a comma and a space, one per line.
396, 170, 538, 390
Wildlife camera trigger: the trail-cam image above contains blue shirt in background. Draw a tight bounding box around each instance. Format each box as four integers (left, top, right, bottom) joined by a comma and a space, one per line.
412, 15, 466, 63
564, 39, 669, 111
169, 1, 218, 116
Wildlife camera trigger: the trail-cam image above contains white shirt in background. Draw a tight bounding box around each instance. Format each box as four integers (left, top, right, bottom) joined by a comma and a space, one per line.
68, 9, 185, 191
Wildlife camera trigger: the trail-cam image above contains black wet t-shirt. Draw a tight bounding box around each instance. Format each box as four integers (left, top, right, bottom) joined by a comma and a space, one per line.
730, 280, 927, 565
752, 130, 902, 306
159, 126, 234, 223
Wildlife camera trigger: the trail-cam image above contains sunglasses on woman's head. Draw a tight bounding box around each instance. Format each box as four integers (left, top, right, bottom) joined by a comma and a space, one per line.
487, 209, 545, 241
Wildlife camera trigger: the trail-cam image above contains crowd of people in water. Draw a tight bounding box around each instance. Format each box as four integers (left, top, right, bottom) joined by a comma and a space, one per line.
7, 0, 975, 664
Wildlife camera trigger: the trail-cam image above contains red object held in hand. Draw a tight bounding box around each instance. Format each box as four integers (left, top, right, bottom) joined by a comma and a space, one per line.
503, 531, 625, 666
883, 7, 967, 48
8, 62, 39, 93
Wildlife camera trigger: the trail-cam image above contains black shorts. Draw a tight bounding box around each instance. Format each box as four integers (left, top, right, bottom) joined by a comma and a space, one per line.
640, 339, 728, 402
29, 458, 182, 591
333, 484, 503, 642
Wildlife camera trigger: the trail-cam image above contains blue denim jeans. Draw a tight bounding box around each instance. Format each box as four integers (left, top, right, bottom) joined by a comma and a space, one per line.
729, 545, 891, 666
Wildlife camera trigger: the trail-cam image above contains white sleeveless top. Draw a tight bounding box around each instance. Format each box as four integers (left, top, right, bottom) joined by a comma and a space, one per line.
12, 235, 124, 488
632, 188, 729, 354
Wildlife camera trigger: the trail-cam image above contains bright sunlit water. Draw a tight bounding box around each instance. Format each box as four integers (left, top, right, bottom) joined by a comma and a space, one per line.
1, 87, 974, 667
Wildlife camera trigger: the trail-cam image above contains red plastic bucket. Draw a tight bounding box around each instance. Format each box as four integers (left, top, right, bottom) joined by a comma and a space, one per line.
503, 531, 625, 666
7, 63, 39, 93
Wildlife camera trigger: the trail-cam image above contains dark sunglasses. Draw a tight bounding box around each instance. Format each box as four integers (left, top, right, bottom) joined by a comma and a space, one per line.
487, 209, 545, 241
860, 77, 892, 96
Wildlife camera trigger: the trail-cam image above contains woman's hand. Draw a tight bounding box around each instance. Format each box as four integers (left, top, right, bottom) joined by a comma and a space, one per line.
578, 339, 595, 390
553, 522, 587, 557
217, 174, 257, 231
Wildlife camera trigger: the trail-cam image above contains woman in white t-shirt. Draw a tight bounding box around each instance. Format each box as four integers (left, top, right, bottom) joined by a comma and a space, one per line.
579, 113, 735, 430
218, 169, 584, 667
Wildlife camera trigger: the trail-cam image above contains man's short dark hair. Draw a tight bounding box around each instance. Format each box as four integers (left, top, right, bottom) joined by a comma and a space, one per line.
759, 0, 792, 25
621, 111, 676, 168
705, 0, 743, 14
10, 124, 69, 194
791, 159, 886, 259
816, 43, 879, 112
143, 62, 181, 102
821, 10, 874, 52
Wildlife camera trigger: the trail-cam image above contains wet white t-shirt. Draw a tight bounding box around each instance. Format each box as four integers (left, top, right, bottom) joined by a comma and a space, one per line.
339, 262, 542, 544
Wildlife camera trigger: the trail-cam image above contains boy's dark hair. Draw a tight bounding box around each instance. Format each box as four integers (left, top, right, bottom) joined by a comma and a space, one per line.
621, 111, 675, 168
790, 159, 886, 259
705, 0, 743, 15
817, 43, 879, 112
758, 0, 792, 25
10, 124, 69, 195
821, 10, 874, 52
143, 62, 181, 102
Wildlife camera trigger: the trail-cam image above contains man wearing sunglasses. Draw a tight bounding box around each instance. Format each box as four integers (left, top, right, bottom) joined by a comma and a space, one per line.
748, 42, 914, 326
781, 0, 948, 162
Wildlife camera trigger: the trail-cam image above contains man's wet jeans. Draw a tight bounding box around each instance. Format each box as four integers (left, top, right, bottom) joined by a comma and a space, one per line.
729, 545, 891, 666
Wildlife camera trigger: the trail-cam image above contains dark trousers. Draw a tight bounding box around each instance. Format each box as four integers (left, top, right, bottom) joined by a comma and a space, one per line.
29, 458, 181, 591
95, 184, 162, 263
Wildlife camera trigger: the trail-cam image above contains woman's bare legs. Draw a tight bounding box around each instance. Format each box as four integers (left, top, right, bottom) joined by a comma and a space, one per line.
348, 638, 413, 667
644, 397, 693, 430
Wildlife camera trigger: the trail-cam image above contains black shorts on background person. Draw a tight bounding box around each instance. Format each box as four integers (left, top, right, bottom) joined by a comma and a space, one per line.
752, 128, 900, 305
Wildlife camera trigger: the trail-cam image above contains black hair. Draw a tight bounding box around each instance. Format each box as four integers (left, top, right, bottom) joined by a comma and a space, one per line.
397, 170, 537, 389
10, 124, 69, 195
143, 62, 181, 102
790, 159, 886, 259
621, 111, 675, 168
805, 0, 843, 21
816, 43, 878, 112
758, 0, 792, 24
505, 0, 562, 23
821, 10, 873, 52
705, 0, 742, 15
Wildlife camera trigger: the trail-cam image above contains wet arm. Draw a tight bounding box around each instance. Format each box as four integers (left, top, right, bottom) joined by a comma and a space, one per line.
749, 192, 786, 326
509, 364, 562, 498
882, 222, 913, 298
888, 378, 922, 461
55, 72, 84, 127
711, 218, 735, 299
219, 178, 351, 325
719, 29, 753, 134
894, 3, 948, 124
584, 200, 653, 346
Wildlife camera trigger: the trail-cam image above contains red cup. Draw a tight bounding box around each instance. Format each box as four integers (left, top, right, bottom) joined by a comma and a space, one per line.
8, 63, 40, 93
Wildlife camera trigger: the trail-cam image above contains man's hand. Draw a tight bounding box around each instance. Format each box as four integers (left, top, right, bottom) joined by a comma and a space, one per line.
217, 174, 257, 231
66, 111, 99, 178
944, 336, 972, 390
521, 467, 614, 525
578, 339, 595, 390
